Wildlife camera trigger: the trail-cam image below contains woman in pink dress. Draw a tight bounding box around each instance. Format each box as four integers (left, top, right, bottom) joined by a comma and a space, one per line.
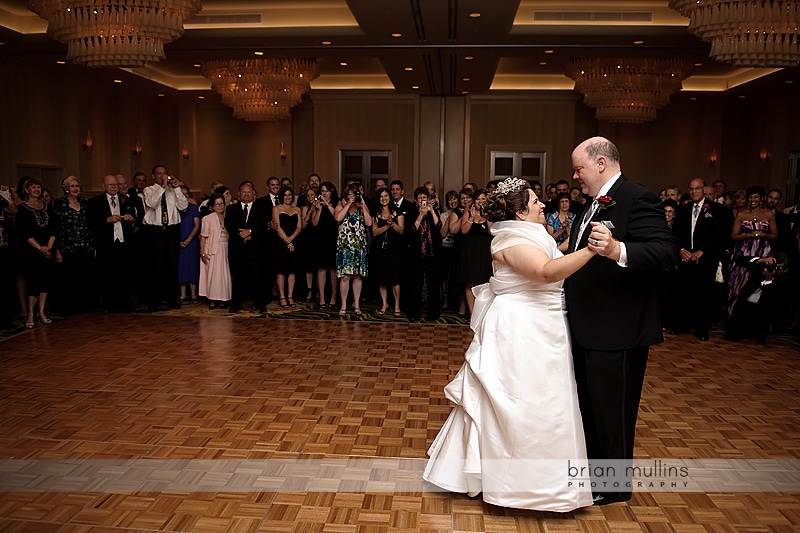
199, 193, 232, 309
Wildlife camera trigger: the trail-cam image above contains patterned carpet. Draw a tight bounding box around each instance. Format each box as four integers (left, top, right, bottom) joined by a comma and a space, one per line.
0, 299, 471, 339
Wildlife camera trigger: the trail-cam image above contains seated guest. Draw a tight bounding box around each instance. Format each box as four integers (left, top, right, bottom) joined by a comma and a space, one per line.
726, 254, 789, 344
199, 193, 232, 309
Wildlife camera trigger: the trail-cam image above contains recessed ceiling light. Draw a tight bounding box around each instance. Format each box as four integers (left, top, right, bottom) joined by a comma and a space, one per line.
464, 56, 474, 61
404, 67, 413, 71
198, 95, 205, 99
739, 95, 746, 99
544, 50, 554, 54
113, 79, 122, 83
786, 80, 794, 84
339, 62, 348, 66
56, 60, 65, 65
193, 63, 201, 68
412, 85, 419, 89
690, 97, 697, 101
391, 33, 402, 38
254, 51, 264, 56
633, 40, 644, 45
321, 40, 332, 45
462, 77, 470, 82
469, 12, 481, 18
461, 90, 469, 94
694, 62, 703, 67
157, 93, 164, 97
539, 61, 547, 66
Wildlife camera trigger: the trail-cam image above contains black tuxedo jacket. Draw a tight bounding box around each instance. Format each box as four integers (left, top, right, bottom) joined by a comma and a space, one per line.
673, 200, 733, 267
565, 175, 679, 351
86, 192, 135, 252
124, 188, 145, 226
224, 200, 270, 260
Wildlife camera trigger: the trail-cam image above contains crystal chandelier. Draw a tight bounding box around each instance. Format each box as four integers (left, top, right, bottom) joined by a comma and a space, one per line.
668, 0, 800, 67
565, 58, 693, 123
28, 0, 202, 68
202, 59, 319, 121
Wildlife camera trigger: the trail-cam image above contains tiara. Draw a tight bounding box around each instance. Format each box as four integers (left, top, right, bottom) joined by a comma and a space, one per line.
495, 177, 528, 196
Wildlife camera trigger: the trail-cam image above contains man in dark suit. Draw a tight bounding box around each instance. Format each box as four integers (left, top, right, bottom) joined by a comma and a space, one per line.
390, 180, 416, 310
225, 180, 271, 312
566, 137, 678, 505
87, 174, 137, 313
672, 178, 734, 340
766, 188, 793, 256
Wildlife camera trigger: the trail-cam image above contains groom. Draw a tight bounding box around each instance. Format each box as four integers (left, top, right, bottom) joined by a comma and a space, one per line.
565, 137, 678, 505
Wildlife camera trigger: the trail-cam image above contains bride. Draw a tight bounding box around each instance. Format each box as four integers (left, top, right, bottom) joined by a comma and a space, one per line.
423, 177, 609, 512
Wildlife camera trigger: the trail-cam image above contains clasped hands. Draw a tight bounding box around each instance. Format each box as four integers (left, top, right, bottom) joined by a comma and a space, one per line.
680, 248, 704, 263
587, 221, 618, 259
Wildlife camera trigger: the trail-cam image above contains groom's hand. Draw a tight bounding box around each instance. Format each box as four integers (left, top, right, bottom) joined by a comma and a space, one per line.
588, 222, 621, 261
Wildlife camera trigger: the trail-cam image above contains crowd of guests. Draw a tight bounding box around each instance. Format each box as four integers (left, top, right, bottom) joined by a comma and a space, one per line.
0, 170, 797, 341
656, 179, 799, 344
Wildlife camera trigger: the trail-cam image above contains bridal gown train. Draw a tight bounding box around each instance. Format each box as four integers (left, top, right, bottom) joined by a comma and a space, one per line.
423, 220, 592, 512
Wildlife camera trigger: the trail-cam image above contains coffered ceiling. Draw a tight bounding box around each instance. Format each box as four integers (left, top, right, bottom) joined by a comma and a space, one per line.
0, 0, 795, 97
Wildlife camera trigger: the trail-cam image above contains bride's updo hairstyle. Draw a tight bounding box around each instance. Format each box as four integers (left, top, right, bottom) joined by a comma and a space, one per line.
482, 177, 531, 222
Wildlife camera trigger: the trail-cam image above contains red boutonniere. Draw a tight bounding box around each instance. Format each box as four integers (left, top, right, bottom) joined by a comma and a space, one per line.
596, 195, 616, 210
702, 202, 710, 210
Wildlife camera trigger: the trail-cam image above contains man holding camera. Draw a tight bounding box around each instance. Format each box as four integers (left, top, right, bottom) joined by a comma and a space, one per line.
141, 164, 188, 312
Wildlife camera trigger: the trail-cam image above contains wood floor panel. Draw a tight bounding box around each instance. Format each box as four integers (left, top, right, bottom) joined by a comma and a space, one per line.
0, 314, 798, 531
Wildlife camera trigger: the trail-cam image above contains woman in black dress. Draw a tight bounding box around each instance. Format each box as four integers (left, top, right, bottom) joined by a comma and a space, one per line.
52, 175, 95, 315
311, 181, 339, 307
457, 188, 493, 315
16, 177, 56, 328
370, 187, 404, 315
273, 186, 302, 308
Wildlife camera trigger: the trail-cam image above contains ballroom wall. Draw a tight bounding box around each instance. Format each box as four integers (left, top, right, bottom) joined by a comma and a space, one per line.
1, 60, 798, 203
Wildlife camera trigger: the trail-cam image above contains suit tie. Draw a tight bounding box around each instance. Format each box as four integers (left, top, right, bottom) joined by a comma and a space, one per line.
574, 199, 598, 250
691, 204, 700, 249
273, 196, 279, 206
243, 203, 249, 224
161, 193, 169, 226
110, 196, 116, 209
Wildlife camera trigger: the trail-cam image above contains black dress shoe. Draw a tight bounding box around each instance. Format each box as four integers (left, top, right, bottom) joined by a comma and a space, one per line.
592, 493, 630, 506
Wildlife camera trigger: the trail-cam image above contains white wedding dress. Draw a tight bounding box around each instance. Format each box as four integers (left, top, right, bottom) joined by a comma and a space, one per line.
423, 220, 592, 512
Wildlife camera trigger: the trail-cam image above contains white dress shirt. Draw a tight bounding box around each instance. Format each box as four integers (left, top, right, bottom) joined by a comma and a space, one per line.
142, 183, 188, 226
107, 193, 124, 242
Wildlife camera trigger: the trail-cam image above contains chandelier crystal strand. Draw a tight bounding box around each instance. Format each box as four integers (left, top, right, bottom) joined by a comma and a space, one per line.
29, 0, 202, 67
565, 58, 693, 123
668, 0, 800, 67
202, 59, 320, 121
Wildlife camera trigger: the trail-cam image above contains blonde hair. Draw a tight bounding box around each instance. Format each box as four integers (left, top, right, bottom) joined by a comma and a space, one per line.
61, 175, 80, 193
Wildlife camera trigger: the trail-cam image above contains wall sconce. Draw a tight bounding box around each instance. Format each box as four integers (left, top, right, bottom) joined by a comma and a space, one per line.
709, 149, 717, 166
280, 142, 286, 166
83, 130, 93, 158
759, 147, 770, 163
181, 144, 189, 160
133, 138, 142, 157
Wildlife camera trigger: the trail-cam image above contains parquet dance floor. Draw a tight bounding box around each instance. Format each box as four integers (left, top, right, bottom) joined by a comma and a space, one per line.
0, 313, 798, 532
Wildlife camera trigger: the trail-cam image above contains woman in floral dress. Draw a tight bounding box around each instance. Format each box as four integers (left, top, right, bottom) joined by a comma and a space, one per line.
334, 183, 372, 315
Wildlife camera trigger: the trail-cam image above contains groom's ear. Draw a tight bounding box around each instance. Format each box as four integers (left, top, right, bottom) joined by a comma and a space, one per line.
596, 156, 607, 172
